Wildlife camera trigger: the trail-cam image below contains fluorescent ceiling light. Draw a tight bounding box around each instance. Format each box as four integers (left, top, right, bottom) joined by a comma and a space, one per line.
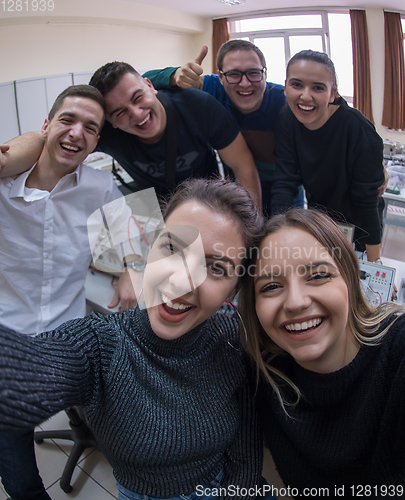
217, 0, 245, 5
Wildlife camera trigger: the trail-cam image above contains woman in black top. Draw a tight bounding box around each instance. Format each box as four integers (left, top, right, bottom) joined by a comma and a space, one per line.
271, 50, 385, 262
240, 208, 405, 497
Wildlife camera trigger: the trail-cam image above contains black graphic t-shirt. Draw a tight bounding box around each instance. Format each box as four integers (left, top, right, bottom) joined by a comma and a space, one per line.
96, 88, 240, 198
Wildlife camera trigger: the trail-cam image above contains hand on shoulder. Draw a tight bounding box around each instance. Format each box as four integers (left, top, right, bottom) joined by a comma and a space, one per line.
0, 144, 10, 174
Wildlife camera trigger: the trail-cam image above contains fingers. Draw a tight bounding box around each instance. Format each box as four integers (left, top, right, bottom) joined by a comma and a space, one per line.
378, 166, 389, 197
175, 46, 208, 89
108, 291, 137, 311
194, 45, 208, 65
118, 296, 137, 312
0, 144, 10, 172
108, 288, 120, 309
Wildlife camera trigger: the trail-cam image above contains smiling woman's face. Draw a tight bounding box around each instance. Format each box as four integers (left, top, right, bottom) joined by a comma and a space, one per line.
254, 227, 359, 373
284, 59, 337, 130
143, 201, 244, 340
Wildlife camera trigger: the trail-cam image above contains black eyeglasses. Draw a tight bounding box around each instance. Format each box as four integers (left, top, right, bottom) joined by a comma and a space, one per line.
219, 68, 266, 84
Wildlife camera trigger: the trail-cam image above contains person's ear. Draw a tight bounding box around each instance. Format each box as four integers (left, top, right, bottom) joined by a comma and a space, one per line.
144, 77, 158, 96
219, 72, 224, 86
330, 89, 337, 103
284, 81, 287, 97
41, 118, 50, 138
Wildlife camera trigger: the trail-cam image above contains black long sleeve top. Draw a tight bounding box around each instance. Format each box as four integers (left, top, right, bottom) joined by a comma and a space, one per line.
271, 99, 384, 247
257, 314, 405, 498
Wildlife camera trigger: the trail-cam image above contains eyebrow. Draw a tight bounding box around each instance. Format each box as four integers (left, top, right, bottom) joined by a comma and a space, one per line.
59, 111, 101, 130
254, 260, 337, 284
159, 232, 236, 269
206, 254, 236, 269
288, 77, 327, 88
109, 89, 143, 118
158, 231, 188, 248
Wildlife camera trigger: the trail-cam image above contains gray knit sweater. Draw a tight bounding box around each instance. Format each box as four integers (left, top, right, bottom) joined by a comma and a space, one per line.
0, 307, 262, 497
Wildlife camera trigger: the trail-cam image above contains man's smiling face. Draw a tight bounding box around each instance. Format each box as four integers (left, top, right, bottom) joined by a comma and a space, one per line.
219, 49, 267, 115
103, 73, 167, 144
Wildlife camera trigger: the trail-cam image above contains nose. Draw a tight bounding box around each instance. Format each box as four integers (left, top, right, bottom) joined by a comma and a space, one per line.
299, 86, 312, 101
167, 259, 196, 297
283, 281, 311, 313
68, 122, 84, 140
128, 103, 143, 121
239, 73, 251, 86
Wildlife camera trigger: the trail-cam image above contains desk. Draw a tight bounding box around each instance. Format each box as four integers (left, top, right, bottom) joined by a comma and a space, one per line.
383, 190, 405, 228
381, 257, 405, 305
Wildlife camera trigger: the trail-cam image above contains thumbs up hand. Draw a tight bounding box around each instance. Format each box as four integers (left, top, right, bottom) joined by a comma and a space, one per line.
172, 46, 208, 89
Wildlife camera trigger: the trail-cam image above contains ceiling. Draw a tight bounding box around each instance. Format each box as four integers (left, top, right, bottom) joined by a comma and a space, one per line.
120, 0, 404, 19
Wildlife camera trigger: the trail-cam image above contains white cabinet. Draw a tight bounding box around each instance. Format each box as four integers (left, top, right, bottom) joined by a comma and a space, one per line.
0, 82, 20, 143
0, 72, 92, 142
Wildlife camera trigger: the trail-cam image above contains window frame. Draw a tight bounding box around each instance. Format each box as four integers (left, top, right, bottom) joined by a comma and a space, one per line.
227, 8, 352, 99
227, 9, 338, 66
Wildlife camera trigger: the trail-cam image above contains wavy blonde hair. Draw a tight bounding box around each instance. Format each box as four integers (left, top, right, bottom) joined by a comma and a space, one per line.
239, 208, 404, 411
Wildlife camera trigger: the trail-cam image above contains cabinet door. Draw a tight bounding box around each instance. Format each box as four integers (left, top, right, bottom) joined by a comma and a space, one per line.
0, 82, 20, 143
45, 74, 73, 113
15, 78, 48, 134
73, 72, 93, 85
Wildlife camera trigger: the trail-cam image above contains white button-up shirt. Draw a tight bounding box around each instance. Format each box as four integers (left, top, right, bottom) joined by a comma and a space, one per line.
0, 163, 124, 334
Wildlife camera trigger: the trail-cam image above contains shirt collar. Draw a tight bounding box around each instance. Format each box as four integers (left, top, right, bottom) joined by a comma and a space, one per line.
9, 163, 82, 200
9, 164, 37, 199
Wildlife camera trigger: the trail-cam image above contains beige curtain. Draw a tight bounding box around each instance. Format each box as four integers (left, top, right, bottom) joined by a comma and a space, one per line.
382, 11, 405, 130
350, 9, 374, 122
212, 18, 230, 74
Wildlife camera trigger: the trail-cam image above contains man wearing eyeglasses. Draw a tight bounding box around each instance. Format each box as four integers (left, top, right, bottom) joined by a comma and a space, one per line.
144, 39, 300, 214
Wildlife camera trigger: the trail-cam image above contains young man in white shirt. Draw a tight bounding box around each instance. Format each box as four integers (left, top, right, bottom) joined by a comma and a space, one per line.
0, 84, 136, 500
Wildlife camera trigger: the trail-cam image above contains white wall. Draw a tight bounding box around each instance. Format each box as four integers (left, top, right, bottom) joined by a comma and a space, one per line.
0, 0, 212, 84
367, 7, 405, 143
0, 1, 403, 142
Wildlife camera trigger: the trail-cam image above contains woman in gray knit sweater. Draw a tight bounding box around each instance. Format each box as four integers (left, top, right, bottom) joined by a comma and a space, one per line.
0, 178, 274, 500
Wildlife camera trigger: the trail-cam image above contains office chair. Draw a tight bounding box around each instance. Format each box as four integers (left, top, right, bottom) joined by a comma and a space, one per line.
34, 406, 97, 493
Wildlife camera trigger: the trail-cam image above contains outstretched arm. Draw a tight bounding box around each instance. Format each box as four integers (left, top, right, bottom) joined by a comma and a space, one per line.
0, 132, 44, 178
217, 132, 262, 211
0, 321, 96, 430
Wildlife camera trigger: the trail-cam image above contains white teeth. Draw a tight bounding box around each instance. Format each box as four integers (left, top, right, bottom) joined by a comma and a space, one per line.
138, 114, 150, 127
238, 92, 253, 96
298, 104, 315, 111
61, 144, 79, 152
161, 293, 192, 311
285, 318, 322, 332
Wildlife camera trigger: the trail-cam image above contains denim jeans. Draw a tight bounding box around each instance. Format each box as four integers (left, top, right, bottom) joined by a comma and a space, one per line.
0, 429, 52, 500
117, 469, 223, 500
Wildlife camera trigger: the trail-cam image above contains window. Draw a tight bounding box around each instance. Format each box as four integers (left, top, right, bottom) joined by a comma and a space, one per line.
229, 10, 353, 101
402, 16, 405, 56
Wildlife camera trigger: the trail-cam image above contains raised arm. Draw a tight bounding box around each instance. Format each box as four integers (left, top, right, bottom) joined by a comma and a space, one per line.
0, 132, 44, 178
144, 46, 208, 90
217, 132, 262, 211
